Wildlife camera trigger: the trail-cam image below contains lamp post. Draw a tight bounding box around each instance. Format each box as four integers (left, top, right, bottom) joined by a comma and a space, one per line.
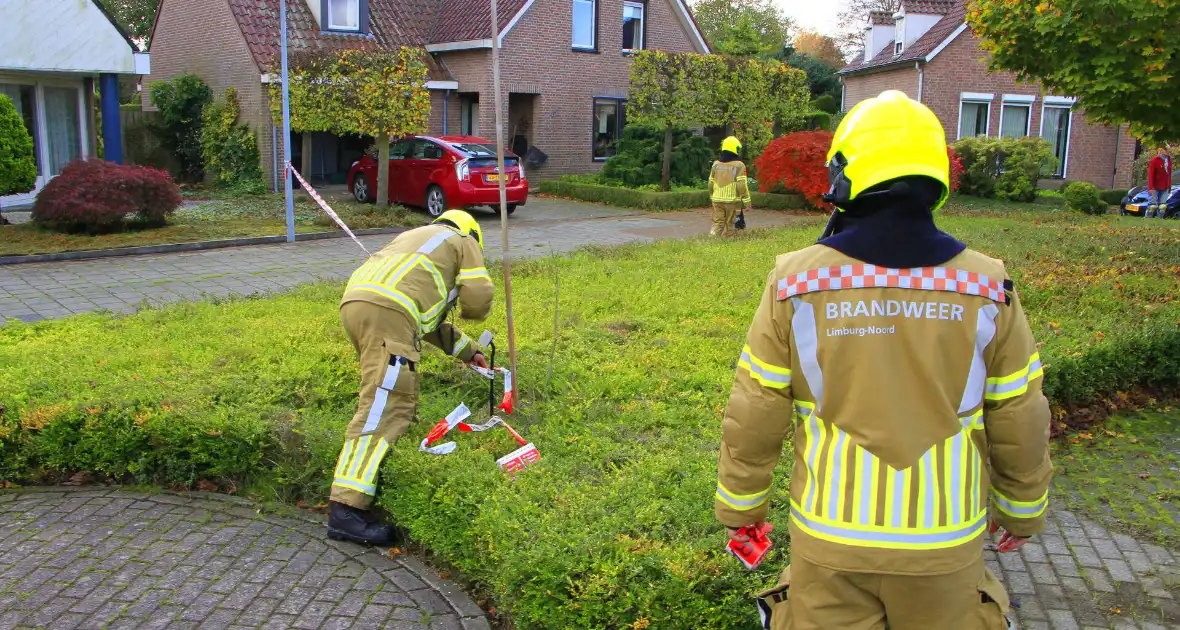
280, 0, 295, 243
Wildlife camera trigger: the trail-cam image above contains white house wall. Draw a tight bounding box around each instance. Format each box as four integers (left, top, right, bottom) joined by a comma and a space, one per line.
903, 14, 942, 47
0, 0, 136, 74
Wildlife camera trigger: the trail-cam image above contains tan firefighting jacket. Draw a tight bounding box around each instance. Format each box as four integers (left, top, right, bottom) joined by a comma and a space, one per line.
341, 224, 494, 362
715, 244, 1051, 575
710, 160, 753, 207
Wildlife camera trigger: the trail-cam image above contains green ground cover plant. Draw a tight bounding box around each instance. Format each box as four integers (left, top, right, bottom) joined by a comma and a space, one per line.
0, 211, 1177, 628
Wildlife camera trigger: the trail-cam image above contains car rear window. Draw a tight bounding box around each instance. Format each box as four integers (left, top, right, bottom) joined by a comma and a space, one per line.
450, 143, 498, 157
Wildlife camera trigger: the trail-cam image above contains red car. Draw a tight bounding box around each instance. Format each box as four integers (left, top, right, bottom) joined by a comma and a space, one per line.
347, 135, 528, 217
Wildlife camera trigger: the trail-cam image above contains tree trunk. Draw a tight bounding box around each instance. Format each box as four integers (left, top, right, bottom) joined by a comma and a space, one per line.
661, 125, 674, 192
301, 133, 313, 189
376, 132, 391, 208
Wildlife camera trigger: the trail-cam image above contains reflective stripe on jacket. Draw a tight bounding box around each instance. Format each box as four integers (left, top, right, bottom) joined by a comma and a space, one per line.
709, 160, 752, 205
341, 225, 494, 336
715, 245, 1051, 575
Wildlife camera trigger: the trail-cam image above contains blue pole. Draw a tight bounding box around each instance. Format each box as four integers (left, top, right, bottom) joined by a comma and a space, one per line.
99, 73, 123, 164
280, 0, 295, 243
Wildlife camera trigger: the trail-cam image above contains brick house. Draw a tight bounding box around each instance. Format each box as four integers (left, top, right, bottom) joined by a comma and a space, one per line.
143, 0, 709, 190
840, 0, 1136, 189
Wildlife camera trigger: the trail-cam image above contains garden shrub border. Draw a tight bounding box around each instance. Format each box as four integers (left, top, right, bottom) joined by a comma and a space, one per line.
538, 180, 808, 212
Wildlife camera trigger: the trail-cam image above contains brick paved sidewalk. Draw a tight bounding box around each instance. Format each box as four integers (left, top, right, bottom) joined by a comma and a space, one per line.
0, 488, 488, 630
0, 200, 805, 325
993, 509, 1179, 630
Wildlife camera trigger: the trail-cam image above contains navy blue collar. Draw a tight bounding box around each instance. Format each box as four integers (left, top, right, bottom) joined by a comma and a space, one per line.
819, 207, 966, 269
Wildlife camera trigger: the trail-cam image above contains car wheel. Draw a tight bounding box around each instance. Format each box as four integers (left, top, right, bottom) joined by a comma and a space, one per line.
506, 204, 517, 215
352, 174, 372, 204
426, 186, 446, 218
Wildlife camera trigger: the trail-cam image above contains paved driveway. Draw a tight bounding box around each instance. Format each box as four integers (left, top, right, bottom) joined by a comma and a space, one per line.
0, 198, 806, 325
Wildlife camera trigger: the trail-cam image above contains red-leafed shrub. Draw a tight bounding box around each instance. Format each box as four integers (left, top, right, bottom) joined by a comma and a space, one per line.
948, 147, 964, 193
32, 159, 182, 232
754, 131, 833, 210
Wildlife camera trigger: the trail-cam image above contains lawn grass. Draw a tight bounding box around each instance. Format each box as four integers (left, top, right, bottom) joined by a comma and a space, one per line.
0, 210, 1177, 628
0, 194, 427, 256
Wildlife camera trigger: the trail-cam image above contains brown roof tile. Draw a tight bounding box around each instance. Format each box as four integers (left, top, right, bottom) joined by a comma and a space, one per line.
430, 0, 530, 43
227, 0, 451, 78
869, 11, 896, 26
842, 0, 966, 74
903, 0, 957, 14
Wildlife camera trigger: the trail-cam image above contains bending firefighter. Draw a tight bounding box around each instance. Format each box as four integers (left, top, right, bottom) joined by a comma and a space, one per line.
709, 136, 753, 236
330, 210, 494, 544
715, 91, 1051, 629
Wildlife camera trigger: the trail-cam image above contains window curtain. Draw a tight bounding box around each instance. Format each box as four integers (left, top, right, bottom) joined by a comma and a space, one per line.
1000, 105, 1029, 138
623, 4, 643, 50
1042, 107, 1070, 176
0, 84, 40, 175
43, 86, 81, 176
329, 0, 359, 29
959, 103, 986, 138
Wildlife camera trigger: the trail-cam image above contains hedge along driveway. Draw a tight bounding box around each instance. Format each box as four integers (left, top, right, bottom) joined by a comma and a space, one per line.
0, 213, 1178, 629
538, 180, 808, 212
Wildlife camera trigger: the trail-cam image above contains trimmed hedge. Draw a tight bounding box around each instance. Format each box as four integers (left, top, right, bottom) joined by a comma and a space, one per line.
1, 211, 1176, 628
539, 180, 807, 212
1100, 189, 1130, 206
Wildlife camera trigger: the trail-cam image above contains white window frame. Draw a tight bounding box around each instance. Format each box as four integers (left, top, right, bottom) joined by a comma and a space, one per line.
572, 0, 597, 51
957, 97, 992, 139
326, 0, 361, 32
0, 74, 89, 206
999, 100, 1033, 138
1039, 104, 1074, 178
622, 1, 645, 52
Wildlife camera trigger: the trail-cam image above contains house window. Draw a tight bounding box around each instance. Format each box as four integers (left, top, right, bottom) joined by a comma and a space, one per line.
326, 0, 361, 32
573, 0, 596, 50
895, 42, 903, 55
958, 101, 990, 138
593, 98, 625, 160
0, 84, 41, 176
461, 96, 480, 136
999, 103, 1031, 138
1041, 106, 1072, 177
623, 2, 645, 52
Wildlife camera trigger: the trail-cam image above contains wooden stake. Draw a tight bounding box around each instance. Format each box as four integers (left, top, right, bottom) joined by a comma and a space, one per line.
490, 0, 519, 405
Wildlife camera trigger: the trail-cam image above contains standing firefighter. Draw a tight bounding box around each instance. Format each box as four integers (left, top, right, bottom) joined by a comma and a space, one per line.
715, 91, 1051, 629
709, 136, 753, 237
330, 210, 494, 544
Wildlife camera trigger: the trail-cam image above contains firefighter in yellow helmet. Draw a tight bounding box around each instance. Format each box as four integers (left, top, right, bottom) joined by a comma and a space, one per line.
329, 210, 494, 544
709, 136, 753, 236
715, 91, 1050, 629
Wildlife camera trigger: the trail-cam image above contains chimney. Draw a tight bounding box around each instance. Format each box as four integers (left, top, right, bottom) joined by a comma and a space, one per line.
864, 12, 896, 62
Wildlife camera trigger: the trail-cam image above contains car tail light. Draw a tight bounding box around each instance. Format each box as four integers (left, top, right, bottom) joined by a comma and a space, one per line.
518, 162, 526, 182
455, 159, 470, 182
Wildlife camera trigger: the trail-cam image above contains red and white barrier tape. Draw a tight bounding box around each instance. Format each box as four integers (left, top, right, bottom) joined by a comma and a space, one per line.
286, 161, 371, 256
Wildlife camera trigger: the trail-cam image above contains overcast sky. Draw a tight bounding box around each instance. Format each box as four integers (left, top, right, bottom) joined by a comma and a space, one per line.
778, 0, 844, 35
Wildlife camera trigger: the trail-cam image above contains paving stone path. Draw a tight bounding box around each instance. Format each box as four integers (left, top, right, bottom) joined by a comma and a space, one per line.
0, 199, 805, 325
988, 508, 1179, 630
0, 488, 488, 630
0, 487, 1175, 629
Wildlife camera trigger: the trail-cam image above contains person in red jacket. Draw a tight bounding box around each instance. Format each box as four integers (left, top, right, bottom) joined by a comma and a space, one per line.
1146, 147, 1172, 218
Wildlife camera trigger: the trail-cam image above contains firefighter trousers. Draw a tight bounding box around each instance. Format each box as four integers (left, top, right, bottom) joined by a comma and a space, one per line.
758, 555, 1011, 630
711, 202, 742, 236
331, 302, 422, 510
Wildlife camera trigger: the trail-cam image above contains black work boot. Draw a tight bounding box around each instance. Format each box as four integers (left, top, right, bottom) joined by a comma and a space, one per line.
327, 501, 394, 545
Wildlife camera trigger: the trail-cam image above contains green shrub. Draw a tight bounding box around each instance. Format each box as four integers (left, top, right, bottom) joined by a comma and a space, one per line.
601, 125, 713, 189
811, 94, 838, 114
200, 87, 264, 194
952, 136, 1059, 202
1100, 188, 1130, 206
0, 93, 36, 198
805, 111, 832, 131
1034, 189, 1066, 207
149, 74, 212, 183
1064, 181, 1108, 215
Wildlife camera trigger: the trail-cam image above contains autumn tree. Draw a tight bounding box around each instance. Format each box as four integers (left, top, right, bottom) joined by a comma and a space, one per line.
103, 0, 159, 46
794, 31, 846, 70
271, 48, 430, 207
691, 0, 793, 58
836, 0, 900, 52
969, 0, 1178, 143
627, 51, 717, 191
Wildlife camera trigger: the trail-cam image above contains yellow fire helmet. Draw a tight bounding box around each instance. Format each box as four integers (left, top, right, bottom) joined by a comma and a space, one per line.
721, 136, 743, 154
826, 90, 950, 212
434, 210, 484, 249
